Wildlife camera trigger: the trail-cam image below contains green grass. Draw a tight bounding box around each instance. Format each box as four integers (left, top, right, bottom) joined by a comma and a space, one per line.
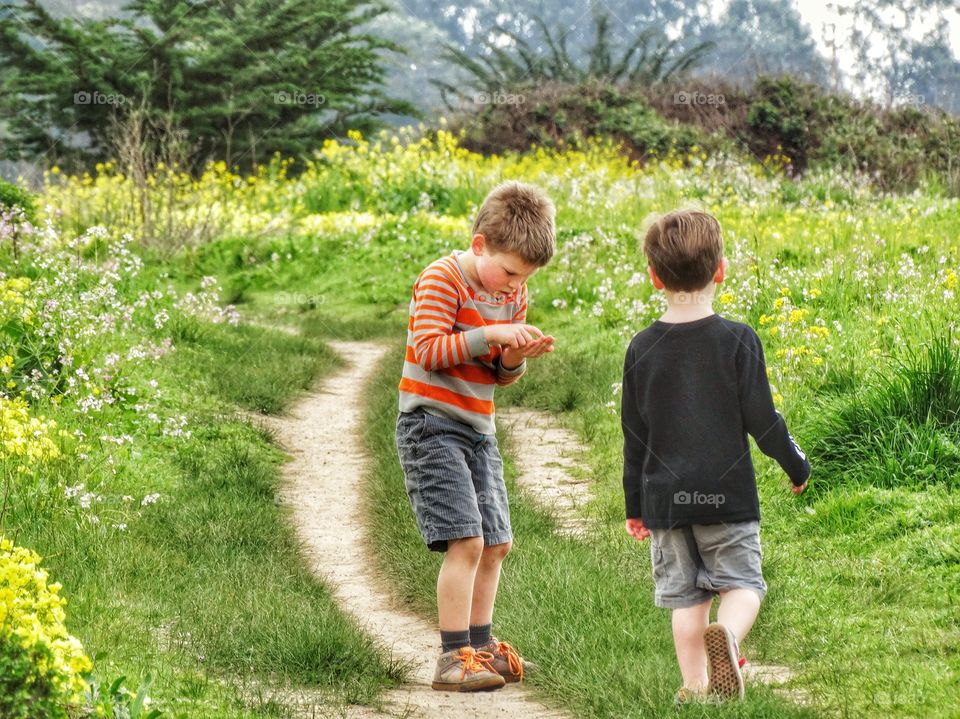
7, 318, 405, 717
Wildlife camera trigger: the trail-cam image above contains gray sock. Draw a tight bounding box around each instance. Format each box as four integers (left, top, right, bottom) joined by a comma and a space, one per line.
440, 629, 470, 653
469, 623, 492, 648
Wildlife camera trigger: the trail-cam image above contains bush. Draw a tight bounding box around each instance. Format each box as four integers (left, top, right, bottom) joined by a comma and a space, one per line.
453, 75, 960, 193
453, 82, 706, 160
0, 537, 92, 719
0, 179, 36, 222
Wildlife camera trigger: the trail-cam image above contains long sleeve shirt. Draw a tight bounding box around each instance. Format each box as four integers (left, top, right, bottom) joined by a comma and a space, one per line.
398, 251, 527, 435
621, 314, 810, 528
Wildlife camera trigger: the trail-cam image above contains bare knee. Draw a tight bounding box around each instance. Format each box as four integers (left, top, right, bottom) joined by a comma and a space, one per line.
447, 536, 485, 565
482, 540, 512, 562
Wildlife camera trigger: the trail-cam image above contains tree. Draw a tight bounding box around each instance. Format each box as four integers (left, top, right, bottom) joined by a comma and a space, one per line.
884, 20, 960, 114
396, 0, 709, 55
697, 0, 829, 86
0, 0, 414, 170
432, 9, 715, 107
837, 0, 959, 107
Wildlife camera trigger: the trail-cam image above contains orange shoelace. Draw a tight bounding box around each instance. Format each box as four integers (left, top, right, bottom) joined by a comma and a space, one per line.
495, 641, 524, 680
454, 646, 497, 678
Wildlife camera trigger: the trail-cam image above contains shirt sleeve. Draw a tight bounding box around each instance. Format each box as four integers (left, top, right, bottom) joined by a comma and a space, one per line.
410, 267, 489, 370
621, 343, 648, 518
737, 327, 811, 486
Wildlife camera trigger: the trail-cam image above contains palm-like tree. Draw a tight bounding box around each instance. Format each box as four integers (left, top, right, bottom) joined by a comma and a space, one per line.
432, 11, 714, 107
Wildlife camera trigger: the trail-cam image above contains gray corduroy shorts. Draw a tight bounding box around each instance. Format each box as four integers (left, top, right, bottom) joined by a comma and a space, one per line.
395, 409, 513, 552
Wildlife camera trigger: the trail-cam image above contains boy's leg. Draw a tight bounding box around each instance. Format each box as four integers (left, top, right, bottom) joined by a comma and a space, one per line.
648, 526, 715, 691
469, 541, 512, 627
672, 600, 712, 690
716, 588, 761, 645
437, 536, 485, 631
693, 521, 766, 649
694, 521, 765, 700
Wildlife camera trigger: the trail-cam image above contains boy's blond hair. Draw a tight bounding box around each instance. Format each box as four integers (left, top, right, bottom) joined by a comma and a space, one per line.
472, 181, 556, 266
643, 210, 723, 292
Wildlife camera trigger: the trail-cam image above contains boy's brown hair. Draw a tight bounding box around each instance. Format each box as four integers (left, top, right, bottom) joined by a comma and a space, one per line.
643, 210, 723, 292
472, 181, 556, 266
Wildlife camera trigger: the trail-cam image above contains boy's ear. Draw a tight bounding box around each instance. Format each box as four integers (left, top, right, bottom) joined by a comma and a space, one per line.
471, 233, 486, 255
647, 265, 665, 290
713, 257, 727, 284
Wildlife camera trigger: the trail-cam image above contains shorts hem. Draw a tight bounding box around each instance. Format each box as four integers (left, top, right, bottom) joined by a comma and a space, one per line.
423, 524, 483, 552
483, 530, 513, 547
654, 592, 716, 609
702, 583, 767, 602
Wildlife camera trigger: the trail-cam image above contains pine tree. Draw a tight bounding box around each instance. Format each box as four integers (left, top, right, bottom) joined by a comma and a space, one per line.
0, 0, 413, 170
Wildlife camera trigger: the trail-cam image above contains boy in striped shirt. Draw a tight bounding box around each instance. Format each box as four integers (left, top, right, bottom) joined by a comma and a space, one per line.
396, 181, 556, 691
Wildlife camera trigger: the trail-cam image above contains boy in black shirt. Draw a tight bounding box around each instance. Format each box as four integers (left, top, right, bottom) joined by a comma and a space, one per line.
621, 209, 810, 702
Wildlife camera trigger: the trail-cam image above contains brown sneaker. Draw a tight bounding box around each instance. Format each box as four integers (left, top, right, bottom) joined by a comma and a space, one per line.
704, 623, 745, 700
474, 638, 539, 683
431, 646, 505, 692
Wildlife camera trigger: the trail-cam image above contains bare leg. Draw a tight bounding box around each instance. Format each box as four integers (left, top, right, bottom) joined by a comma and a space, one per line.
672, 599, 712, 690
469, 541, 512, 627
437, 537, 484, 631
716, 589, 761, 647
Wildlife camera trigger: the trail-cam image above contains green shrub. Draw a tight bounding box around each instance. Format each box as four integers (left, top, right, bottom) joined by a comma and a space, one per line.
0, 179, 36, 222
455, 82, 705, 159
454, 75, 960, 193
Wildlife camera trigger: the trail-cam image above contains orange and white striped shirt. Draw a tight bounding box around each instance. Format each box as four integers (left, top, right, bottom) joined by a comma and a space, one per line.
398, 252, 528, 435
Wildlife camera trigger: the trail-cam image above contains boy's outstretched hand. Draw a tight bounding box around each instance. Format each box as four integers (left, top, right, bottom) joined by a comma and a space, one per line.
501, 335, 554, 367
625, 518, 650, 541
485, 323, 548, 349
791, 480, 808, 494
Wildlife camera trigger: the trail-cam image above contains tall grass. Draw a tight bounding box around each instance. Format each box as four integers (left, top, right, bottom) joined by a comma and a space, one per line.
809, 333, 960, 489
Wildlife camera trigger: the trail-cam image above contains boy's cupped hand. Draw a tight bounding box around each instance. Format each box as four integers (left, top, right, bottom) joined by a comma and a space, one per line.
486, 323, 549, 348
625, 518, 650, 541
488, 323, 555, 366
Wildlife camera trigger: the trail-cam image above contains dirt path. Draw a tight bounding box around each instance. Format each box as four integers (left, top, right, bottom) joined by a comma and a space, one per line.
254, 340, 569, 718
497, 408, 591, 538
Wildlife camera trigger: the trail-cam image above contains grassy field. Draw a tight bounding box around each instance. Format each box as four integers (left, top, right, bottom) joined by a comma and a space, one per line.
3, 129, 958, 716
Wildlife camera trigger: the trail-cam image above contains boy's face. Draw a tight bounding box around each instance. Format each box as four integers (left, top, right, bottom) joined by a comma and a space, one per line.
472, 234, 539, 296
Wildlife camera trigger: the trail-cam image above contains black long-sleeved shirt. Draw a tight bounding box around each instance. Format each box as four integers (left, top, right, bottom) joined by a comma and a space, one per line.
621, 314, 810, 528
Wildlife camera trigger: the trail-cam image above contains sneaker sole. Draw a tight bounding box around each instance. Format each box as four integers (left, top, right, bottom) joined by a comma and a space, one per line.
704, 623, 745, 700
431, 676, 505, 692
